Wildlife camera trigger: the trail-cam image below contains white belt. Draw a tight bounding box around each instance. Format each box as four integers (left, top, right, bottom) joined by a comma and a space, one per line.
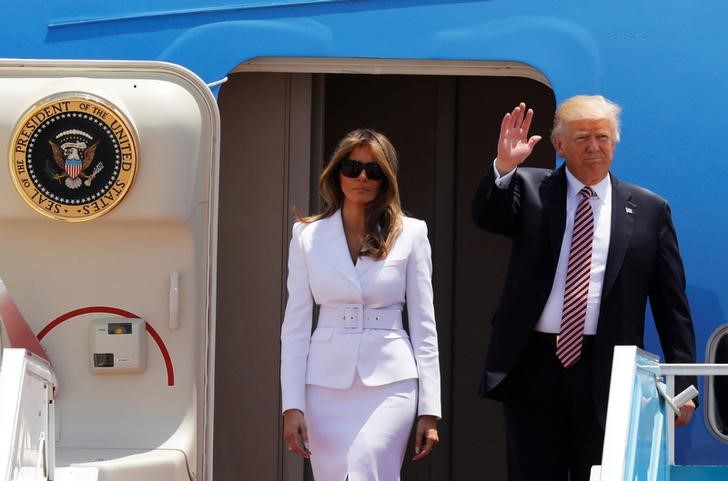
318, 304, 403, 333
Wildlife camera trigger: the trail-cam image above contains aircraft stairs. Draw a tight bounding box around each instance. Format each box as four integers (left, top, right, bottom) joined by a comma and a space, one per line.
1, 280, 192, 481
591, 346, 728, 481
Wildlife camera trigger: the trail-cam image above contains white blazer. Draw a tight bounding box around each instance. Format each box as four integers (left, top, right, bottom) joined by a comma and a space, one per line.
280, 210, 441, 418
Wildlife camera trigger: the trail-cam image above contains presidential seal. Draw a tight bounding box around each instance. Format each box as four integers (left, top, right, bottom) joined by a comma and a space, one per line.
9, 93, 139, 222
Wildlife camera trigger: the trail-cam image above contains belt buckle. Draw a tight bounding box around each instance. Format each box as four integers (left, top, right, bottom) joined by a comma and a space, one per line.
342, 304, 363, 334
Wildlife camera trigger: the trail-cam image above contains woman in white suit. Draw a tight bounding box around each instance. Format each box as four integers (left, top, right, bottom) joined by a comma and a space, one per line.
281, 128, 441, 481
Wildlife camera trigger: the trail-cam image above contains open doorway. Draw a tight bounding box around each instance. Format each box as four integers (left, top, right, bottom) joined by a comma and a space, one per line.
214, 64, 556, 481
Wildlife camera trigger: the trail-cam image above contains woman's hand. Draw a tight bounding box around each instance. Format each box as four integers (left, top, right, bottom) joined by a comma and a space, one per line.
283, 409, 311, 458
412, 415, 439, 461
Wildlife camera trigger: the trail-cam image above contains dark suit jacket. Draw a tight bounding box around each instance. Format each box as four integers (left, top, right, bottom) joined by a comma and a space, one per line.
472, 164, 697, 425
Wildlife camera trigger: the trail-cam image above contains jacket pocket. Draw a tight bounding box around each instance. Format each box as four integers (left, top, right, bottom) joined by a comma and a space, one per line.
383, 256, 407, 267
310, 327, 334, 341
380, 329, 410, 340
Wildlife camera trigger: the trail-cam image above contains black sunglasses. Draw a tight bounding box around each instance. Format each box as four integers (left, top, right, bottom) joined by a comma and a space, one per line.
339, 158, 385, 180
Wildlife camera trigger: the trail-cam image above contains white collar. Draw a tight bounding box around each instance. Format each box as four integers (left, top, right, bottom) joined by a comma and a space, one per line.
565, 167, 610, 204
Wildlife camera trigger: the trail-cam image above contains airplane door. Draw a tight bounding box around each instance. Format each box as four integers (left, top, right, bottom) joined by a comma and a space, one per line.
0, 59, 219, 481
214, 68, 555, 481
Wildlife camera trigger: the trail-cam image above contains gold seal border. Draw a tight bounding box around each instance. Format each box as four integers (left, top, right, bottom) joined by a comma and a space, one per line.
8, 92, 140, 222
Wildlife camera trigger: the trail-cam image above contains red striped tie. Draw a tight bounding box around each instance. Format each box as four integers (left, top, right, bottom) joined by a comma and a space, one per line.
557, 186, 596, 368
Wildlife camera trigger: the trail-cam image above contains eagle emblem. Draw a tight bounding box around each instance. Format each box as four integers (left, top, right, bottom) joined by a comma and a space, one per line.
48, 129, 104, 189
10, 94, 138, 222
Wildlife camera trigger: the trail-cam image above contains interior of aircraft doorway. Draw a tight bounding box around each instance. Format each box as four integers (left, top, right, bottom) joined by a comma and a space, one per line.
214, 70, 556, 481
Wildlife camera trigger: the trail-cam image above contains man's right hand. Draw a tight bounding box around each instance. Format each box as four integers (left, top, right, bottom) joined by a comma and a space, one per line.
495, 102, 542, 176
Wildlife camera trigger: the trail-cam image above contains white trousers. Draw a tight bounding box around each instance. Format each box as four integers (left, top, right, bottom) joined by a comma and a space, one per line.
305, 373, 418, 481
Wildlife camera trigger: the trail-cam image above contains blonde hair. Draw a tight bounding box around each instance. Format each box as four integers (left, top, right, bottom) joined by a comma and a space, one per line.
300, 128, 403, 260
551, 95, 622, 143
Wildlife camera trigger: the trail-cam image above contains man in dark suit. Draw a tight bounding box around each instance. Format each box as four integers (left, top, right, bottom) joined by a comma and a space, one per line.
472, 96, 697, 481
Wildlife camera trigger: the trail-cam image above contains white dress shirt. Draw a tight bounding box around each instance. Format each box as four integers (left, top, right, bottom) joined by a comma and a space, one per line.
493, 161, 612, 334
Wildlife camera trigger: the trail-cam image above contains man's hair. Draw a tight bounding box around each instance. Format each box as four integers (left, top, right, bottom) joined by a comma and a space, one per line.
551, 95, 622, 143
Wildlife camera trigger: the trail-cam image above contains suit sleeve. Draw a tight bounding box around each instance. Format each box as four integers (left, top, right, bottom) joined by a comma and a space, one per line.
280, 222, 314, 414
406, 220, 442, 418
649, 201, 698, 403
471, 165, 520, 237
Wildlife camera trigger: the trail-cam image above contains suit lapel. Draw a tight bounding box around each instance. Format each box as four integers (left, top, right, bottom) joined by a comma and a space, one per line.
320, 210, 363, 292
355, 253, 376, 277
602, 174, 635, 300
543, 165, 568, 269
